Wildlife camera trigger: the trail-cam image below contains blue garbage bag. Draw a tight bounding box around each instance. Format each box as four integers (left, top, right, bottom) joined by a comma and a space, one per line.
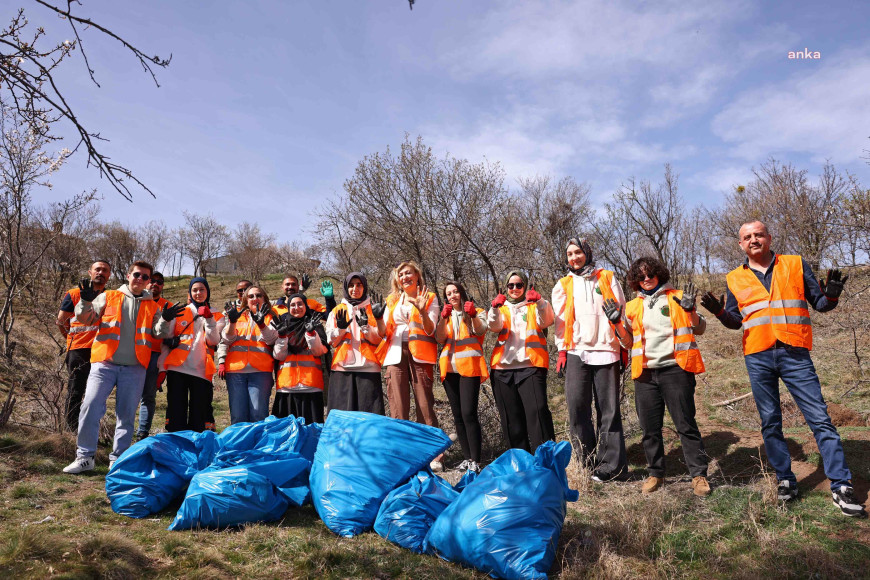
216, 415, 322, 462
374, 470, 458, 553
168, 454, 310, 530
452, 469, 478, 493
309, 410, 453, 537
209, 448, 313, 506
423, 441, 579, 580
106, 431, 219, 518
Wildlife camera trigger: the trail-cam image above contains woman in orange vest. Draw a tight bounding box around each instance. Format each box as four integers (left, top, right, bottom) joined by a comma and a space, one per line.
435, 280, 487, 473
605, 257, 710, 497
272, 293, 328, 423
159, 277, 223, 432
326, 272, 386, 414
218, 284, 278, 424
487, 270, 555, 453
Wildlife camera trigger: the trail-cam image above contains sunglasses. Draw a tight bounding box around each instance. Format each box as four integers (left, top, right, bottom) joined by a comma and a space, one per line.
131, 272, 151, 281
506, 282, 524, 290
236, 288, 248, 294
150, 279, 164, 285
247, 293, 264, 299
639, 273, 657, 281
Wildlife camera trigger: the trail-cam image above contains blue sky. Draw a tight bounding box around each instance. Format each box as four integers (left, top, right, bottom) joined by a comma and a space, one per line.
11, 0, 870, 245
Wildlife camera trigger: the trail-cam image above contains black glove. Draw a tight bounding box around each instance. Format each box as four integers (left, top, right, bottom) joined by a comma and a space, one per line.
271, 316, 293, 338
820, 269, 847, 300
163, 336, 181, 349
335, 308, 351, 330
224, 301, 242, 324
161, 302, 187, 321
671, 282, 697, 312
251, 304, 271, 327
700, 292, 725, 316
602, 298, 622, 323
300, 273, 311, 292
370, 291, 386, 320
356, 308, 369, 328
305, 312, 324, 333
78, 278, 98, 302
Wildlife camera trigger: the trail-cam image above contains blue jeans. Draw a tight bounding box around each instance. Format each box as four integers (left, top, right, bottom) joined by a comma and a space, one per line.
76, 361, 147, 461
225, 372, 273, 424
137, 352, 161, 437
745, 346, 851, 490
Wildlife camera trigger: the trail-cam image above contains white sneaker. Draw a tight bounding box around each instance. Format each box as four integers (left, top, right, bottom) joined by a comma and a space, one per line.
429, 460, 443, 472
456, 459, 470, 472
63, 457, 95, 474
468, 460, 481, 474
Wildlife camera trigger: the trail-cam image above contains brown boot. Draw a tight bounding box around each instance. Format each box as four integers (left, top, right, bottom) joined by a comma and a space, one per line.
692, 476, 711, 497
641, 476, 663, 494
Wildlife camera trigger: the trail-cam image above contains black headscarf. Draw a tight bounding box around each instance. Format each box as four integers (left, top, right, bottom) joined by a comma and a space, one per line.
282, 292, 312, 353
503, 270, 528, 304
343, 272, 368, 306
566, 236, 596, 278
188, 276, 210, 308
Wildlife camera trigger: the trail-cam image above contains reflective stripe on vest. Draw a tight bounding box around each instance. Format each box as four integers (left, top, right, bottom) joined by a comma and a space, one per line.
624, 289, 705, 379
559, 270, 617, 351
277, 351, 324, 390
332, 304, 381, 369
90, 290, 157, 367
225, 313, 275, 372
65, 287, 102, 350
490, 303, 548, 369
164, 307, 216, 378
438, 308, 488, 379
725, 255, 812, 355
377, 292, 437, 365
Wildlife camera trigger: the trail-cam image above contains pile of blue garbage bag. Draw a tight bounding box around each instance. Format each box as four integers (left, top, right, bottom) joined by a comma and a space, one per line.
106, 410, 577, 578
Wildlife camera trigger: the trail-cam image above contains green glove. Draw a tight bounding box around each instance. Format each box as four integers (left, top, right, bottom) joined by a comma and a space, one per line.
320, 280, 334, 299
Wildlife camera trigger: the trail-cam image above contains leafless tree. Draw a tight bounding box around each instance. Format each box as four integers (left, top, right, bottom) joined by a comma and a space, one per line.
1, 1, 171, 200
229, 221, 278, 281
181, 211, 230, 277
138, 219, 171, 273
90, 220, 139, 281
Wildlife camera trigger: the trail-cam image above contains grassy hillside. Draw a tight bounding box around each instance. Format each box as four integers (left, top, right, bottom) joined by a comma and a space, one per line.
0, 272, 868, 578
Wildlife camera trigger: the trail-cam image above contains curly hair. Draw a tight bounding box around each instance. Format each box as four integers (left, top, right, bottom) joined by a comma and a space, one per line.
626, 257, 670, 291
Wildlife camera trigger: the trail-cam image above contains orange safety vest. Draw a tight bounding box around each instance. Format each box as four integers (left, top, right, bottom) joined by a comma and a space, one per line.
151, 297, 171, 353
163, 306, 218, 380
277, 347, 324, 390
90, 290, 158, 367
225, 311, 276, 372
726, 254, 812, 355
273, 297, 326, 317
490, 303, 549, 369
65, 287, 102, 350
438, 308, 489, 379
377, 292, 438, 365
558, 270, 628, 368
332, 303, 381, 369
624, 289, 705, 379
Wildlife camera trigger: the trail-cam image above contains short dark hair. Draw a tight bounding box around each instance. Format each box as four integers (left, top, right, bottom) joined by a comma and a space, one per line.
627, 257, 670, 291
151, 271, 164, 282
238, 279, 253, 287
91, 260, 112, 269
283, 275, 298, 284
128, 261, 154, 276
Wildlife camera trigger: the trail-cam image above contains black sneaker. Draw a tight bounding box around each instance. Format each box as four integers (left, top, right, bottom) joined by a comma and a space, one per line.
832, 486, 868, 518
777, 480, 798, 502
592, 468, 628, 483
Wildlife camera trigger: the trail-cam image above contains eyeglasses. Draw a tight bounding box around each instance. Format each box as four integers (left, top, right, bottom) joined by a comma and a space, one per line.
131, 272, 151, 281
506, 282, 524, 290
247, 293, 264, 299
639, 273, 656, 281
236, 288, 247, 294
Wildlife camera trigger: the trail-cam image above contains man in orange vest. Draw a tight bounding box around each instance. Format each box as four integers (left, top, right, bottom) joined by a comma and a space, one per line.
56, 260, 111, 432
136, 271, 170, 440
702, 220, 865, 517
272, 274, 336, 315
63, 261, 183, 474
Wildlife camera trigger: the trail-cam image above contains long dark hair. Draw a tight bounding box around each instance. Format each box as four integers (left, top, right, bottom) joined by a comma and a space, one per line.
442, 280, 469, 305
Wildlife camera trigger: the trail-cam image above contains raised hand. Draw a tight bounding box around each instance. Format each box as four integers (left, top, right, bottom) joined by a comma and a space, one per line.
251, 304, 271, 327
491, 294, 506, 308
300, 273, 311, 292
356, 307, 369, 328
197, 305, 213, 319
463, 301, 476, 318
78, 278, 98, 302
161, 302, 187, 321
441, 303, 453, 320
272, 316, 292, 338
320, 280, 334, 299
526, 287, 541, 303
335, 308, 351, 330
370, 291, 387, 320
700, 292, 725, 316
820, 269, 848, 300
410, 285, 430, 311
602, 298, 622, 323
671, 282, 698, 312
224, 301, 242, 324
305, 312, 324, 333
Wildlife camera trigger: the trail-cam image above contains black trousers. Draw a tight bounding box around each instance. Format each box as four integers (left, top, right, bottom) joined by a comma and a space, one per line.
634, 365, 707, 478
165, 371, 213, 433
490, 367, 554, 453
442, 373, 481, 462
65, 348, 91, 432
564, 356, 627, 473
272, 390, 325, 424
327, 371, 384, 416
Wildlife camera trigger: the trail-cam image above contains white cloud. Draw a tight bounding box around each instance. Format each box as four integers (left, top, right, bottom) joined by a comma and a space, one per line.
711, 49, 870, 163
